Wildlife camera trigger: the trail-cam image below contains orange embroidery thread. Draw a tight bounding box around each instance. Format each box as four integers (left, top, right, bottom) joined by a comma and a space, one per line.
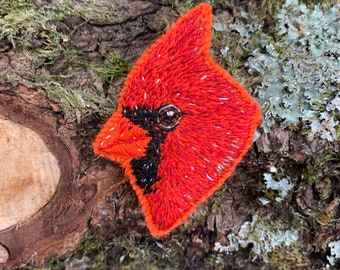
93, 3, 262, 237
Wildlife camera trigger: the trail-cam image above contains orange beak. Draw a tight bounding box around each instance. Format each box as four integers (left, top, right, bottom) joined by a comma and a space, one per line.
93, 109, 151, 164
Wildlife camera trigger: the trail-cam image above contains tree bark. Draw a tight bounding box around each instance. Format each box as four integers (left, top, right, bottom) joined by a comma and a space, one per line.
0, 84, 122, 267
1, 1, 339, 269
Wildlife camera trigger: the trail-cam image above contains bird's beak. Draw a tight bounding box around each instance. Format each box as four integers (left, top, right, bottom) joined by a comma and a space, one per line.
93, 110, 151, 164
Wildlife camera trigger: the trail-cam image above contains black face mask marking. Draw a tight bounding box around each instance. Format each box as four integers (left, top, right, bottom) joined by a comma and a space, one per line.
123, 104, 181, 194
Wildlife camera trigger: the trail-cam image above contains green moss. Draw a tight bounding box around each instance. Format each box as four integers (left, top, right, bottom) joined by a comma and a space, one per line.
37, 227, 184, 270
88, 51, 130, 84
0, 0, 71, 49
30, 49, 130, 122
0, 1, 131, 122
172, 0, 212, 14
302, 147, 340, 183
172, 0, 196, 11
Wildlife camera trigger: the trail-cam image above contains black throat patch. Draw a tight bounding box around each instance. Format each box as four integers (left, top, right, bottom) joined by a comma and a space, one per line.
123, 106, 170, 194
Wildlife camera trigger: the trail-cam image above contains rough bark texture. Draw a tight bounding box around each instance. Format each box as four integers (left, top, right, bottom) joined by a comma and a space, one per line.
0, 0, 339, 269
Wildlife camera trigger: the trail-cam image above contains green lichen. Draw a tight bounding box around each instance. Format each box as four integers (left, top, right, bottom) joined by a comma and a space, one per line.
249, 0, 340, 141
214, 214, 303, 266
214, 0, 340, 142
327, 240, 340, 268
262, 172, 294, 203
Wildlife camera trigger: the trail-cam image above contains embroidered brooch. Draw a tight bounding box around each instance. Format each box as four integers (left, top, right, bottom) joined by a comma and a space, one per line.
93, 3, 262, 237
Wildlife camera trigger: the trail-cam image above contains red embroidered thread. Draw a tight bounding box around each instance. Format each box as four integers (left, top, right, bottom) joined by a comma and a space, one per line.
93, 3, 262, 237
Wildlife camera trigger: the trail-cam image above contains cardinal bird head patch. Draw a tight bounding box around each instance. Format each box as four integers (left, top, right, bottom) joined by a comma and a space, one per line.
93, 3, 262, 237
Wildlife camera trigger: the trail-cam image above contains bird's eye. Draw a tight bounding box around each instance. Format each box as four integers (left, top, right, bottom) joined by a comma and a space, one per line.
157, 104, 182, 130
